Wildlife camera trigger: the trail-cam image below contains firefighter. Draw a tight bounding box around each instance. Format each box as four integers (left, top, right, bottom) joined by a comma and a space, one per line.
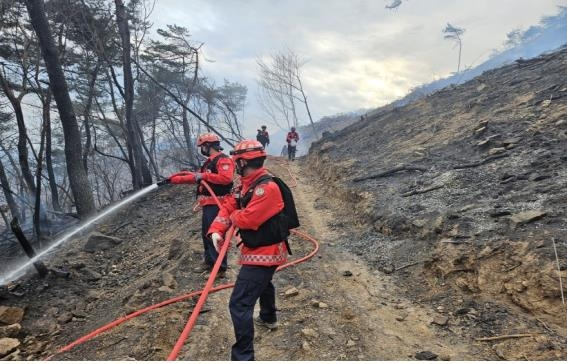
256, 125, 270, 148
286, 127, 299, 161
208, 140, 289, 361
167, 133, 234, 275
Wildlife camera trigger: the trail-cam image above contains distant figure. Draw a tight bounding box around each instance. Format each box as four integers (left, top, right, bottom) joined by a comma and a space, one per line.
256, 125, 270, 148
286, 127, 299, 161
280, 144, 288, 157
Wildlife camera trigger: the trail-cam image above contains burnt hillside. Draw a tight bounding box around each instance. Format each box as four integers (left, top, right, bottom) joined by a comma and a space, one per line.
306, 47, 567, 345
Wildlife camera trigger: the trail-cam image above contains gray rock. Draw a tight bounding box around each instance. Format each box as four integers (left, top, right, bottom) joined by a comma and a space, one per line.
83, 232, 122, 253
284, 287, 299, 298
342, 270, 353, 277
81, 268, 102, 281
509, 210, 547, 227
0, 307, 24, 325
57, 312, 73, 324
0, 324, 21, 338
432, 315, 449, 326
415, 351, 438, 360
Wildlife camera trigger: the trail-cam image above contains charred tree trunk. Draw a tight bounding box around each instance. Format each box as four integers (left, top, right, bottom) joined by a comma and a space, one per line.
43, 92, 61, 211
33, 123, 46, 241
82, 63, 100, 174
10, 217, 48, 277
0, 157, 20, 221
115, 0, 149, 188
25, 0, 95, 217
0, 76, 36, 195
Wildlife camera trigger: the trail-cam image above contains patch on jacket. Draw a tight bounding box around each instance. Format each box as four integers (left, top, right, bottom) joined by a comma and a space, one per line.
255, 187, 265, 196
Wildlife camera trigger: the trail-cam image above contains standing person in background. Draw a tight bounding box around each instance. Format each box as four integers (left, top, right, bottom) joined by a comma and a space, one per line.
256, 125, 270, 148
286, 127, 299, 161
165, 133, 234, 276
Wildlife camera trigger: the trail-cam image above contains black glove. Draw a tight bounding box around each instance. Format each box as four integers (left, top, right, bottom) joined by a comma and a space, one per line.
157, 178, 171, 186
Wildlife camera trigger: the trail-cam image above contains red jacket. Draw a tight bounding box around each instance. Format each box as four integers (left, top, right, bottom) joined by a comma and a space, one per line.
197, 151, 235, 206
208, 167, 288, 266
286, 131, 299, 144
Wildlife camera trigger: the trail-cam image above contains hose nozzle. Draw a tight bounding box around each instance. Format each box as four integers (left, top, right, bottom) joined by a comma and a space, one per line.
157, 178, 171, 187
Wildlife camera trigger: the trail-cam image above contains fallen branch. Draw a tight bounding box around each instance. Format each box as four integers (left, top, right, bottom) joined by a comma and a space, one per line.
395, 260, 427, 271
401, 184, 444, 197
475, 333, 537, 342
453, 153, 509, 170
353, 165, 427, 182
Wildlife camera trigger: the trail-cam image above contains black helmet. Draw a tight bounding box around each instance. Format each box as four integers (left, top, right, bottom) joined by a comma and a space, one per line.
261, 125, 267, 130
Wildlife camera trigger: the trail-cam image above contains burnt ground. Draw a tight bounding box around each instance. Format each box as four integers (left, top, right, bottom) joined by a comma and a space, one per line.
305, 47, 567, 359
0, 47, 566, 361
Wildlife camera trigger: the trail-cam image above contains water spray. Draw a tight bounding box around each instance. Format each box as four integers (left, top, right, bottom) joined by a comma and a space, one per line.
0, 184, 159, 286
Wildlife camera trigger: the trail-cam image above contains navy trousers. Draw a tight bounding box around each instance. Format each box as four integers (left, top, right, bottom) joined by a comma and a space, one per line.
201, 205, 227, 270
229, 265, 277, 361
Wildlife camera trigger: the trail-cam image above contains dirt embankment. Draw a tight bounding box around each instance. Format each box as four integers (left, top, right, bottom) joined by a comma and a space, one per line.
305, 48, 567, 359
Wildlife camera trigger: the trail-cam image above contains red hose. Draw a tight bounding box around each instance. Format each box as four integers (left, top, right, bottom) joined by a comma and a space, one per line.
45, 169, 319, 361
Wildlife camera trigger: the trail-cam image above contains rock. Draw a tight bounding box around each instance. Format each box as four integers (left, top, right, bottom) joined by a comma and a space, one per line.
318, 302, 328, 309
509, 210, 547, 227
440, 354, 451, 361
0, 324, 21, 338
436, 306, 445, 313
395, 312, 409, 321
346, 339, 356, 347
284, 287, 299, 298
380, 264, 395, 274
301, 328, 318, 338
50, 268, 70, 278
57, 312, 73, 324
158, 285, 174, 293
432, 315, 449, 326
488, 147, 506, 155
555, 119, 566, 127
0, 338, 20, 357
301, 341, 311, 351
83, 232, 122, 253
342, 270, 353, 277
0, 307, 24, 325
415, 351, 438, 360
168, 239, 185, 260
454, 307, 470, 315
162, 272, 177, 289
32, 318, 59, 335
81, 268, 102, 281
394, 304, 406, 310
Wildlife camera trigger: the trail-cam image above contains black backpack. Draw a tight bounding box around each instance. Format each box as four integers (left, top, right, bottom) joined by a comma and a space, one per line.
238, 174, 300, 253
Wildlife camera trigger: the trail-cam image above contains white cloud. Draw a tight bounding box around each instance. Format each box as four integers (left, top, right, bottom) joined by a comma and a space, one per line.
150, 0, 565, 137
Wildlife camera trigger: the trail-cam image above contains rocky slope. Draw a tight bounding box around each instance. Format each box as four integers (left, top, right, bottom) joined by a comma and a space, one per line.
306, 47, 567, 354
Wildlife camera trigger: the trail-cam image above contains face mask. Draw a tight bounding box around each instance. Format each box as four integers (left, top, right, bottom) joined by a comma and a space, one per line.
235, 159, 247, 176
200, 146, 209, 156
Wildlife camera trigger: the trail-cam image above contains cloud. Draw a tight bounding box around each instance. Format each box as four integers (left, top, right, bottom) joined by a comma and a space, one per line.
150, 0, 564, 136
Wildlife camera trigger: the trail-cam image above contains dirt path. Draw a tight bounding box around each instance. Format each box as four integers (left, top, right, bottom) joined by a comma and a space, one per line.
219, 157, 482, 361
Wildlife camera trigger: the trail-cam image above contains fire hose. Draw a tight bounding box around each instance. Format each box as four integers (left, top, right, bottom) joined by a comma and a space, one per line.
45, 161, 319, 361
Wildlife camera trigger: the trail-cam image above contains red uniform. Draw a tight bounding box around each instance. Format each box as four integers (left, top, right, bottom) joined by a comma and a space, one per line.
196, 151, 235, 206
286, 131, 299, 144
208, 167, 288, 266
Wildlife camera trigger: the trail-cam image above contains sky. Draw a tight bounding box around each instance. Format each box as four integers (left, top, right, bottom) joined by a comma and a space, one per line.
149, 0, 565, 138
